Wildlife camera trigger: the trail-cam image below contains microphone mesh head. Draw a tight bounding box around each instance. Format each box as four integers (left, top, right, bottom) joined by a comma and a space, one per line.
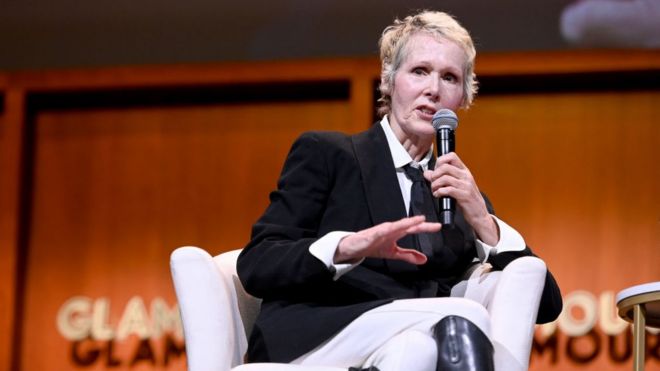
432, 109, 458, 130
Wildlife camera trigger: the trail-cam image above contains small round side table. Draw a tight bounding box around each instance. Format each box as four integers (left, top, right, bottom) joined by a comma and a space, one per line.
616, 282, 660, 371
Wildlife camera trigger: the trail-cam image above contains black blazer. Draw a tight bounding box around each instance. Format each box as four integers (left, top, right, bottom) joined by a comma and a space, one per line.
237, 123, 562, 363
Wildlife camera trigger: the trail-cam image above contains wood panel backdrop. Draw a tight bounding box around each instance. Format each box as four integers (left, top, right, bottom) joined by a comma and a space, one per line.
1, 50, 659, 371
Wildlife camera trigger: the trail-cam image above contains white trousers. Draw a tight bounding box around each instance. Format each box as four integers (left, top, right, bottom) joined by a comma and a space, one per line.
291, 256, 547, 371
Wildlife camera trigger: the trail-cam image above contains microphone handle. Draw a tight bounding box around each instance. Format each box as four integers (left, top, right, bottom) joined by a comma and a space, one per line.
436, 128, 455, 225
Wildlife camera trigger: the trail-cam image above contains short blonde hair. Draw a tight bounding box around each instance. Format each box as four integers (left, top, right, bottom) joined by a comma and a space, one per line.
377, 11, 478, 116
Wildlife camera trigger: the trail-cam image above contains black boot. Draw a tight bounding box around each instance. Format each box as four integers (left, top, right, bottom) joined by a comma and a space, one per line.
433, 315, 494, 371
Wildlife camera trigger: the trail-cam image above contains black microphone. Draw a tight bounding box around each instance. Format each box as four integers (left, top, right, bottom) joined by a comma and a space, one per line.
432, 109, 459, 226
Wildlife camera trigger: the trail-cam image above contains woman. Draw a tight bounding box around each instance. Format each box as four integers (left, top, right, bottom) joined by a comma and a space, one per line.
238, 10, 562, 371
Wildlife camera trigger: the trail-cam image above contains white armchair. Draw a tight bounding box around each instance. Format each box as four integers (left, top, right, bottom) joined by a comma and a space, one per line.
170, 246, 345, 371
170, 246, 546, 371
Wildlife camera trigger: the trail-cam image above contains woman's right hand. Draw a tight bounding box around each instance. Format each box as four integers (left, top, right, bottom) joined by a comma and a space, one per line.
334, 215, 441, 265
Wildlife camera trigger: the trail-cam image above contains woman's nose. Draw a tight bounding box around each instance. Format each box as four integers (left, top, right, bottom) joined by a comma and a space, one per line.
425, 76, 441, 101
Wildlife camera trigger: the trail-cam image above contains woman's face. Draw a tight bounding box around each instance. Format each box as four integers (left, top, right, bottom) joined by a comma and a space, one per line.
389, 32, 466, 142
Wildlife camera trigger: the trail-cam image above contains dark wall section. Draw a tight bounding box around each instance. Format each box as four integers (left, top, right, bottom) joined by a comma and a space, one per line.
0, 0, 578, 70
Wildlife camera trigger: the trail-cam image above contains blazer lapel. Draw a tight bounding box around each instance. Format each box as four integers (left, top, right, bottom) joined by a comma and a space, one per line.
351, 123, 407, 226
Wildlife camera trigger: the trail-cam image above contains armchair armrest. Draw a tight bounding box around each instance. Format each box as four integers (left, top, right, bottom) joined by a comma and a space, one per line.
171, 246, 246, 371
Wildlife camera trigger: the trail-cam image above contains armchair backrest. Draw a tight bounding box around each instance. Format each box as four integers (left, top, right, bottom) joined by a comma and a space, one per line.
213, 249, 263, 339
170, 246, 261, 370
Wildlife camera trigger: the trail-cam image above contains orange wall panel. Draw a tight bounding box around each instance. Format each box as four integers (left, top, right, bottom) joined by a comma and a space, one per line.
19, 100, 354, 370
459, 91, 659, 370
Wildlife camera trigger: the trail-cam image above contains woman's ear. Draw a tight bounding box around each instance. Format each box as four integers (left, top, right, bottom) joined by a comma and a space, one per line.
379, 75, 391, 96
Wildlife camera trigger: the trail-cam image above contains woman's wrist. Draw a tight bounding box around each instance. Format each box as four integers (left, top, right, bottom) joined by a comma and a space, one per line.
473, 214, 500, 246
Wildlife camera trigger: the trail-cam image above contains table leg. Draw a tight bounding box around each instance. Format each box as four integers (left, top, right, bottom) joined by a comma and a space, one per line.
633, 304, 646, 371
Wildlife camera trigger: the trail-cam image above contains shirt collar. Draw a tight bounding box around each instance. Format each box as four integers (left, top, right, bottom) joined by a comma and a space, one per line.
379, 115, 434, 170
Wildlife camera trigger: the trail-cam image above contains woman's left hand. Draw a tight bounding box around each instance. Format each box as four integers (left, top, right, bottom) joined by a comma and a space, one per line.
424, 152, 499, 245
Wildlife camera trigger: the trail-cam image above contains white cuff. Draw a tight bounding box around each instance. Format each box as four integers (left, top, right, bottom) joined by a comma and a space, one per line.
475, 215, 526, 263
309, 231, 363, 280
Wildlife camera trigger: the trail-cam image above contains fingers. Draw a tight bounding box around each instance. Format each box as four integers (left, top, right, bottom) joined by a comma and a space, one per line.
381, 215, 428, 236
425, 163, 464, 180
388, 218, 438, 265
429, 177, 471, 199
405, 220, 442, 234
425, 155, 471, 186
425, 153, 478, 201
423, 155, 492, 229
356, 216, 426, 246
392, 247, 428, 265
338, 216, 443, 265
426, 168, 472, 198
434, 152, 465, 168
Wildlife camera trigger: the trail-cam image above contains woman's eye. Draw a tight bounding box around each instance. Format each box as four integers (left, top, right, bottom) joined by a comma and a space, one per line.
412, 67, 426, 75
443, 73, 458, 82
